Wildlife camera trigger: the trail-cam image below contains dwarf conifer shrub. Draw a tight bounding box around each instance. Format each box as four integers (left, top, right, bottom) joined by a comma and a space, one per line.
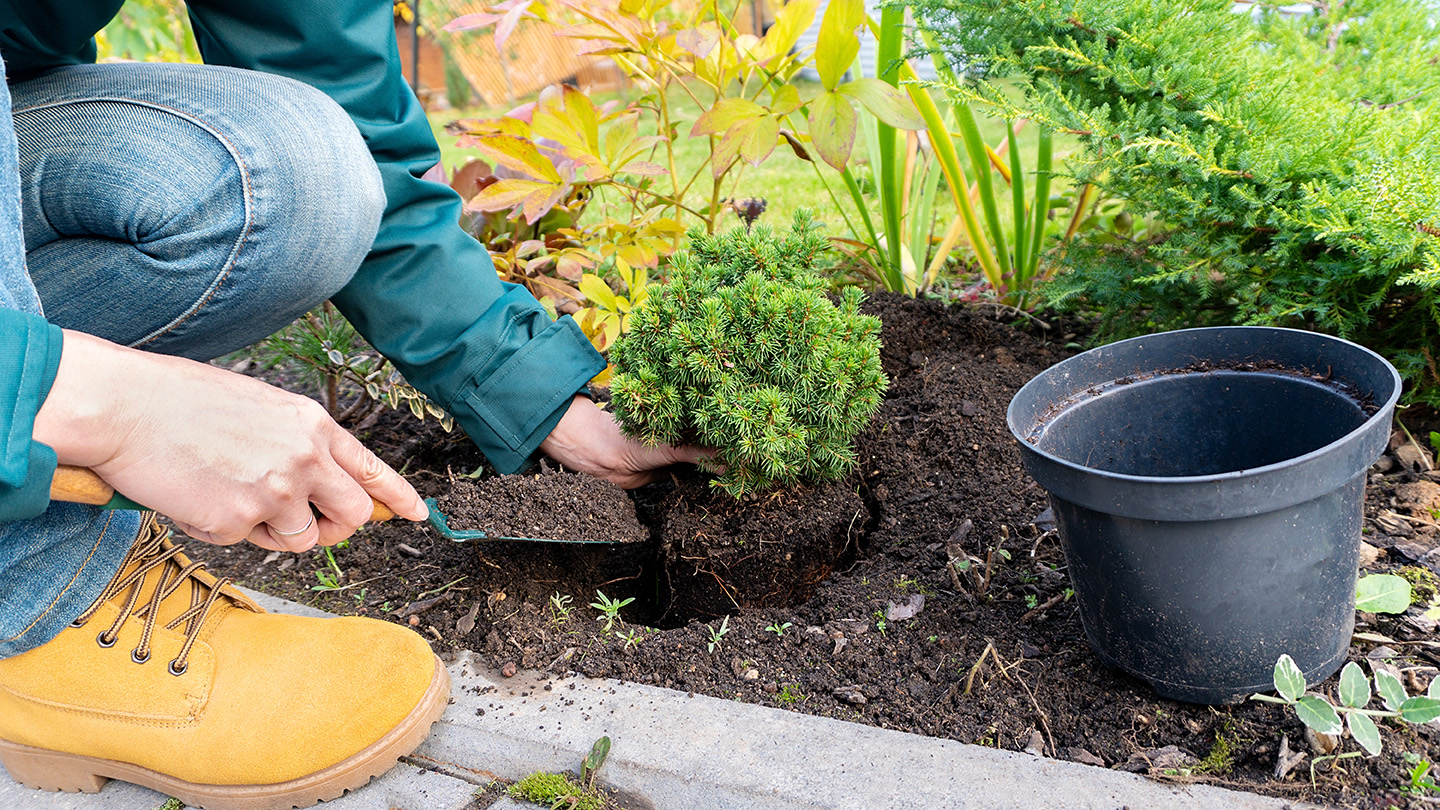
609, 213, 887, 497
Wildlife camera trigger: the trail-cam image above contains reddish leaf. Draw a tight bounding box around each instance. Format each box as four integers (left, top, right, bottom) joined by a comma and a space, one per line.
808, 91, 858, 171
677, 25, 721, 60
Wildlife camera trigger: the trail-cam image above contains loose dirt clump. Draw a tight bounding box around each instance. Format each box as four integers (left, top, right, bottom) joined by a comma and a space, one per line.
434, 465, 647, 544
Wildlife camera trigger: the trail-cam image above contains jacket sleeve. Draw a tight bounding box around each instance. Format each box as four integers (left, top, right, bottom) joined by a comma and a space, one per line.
184, 0, 604, 473
0, 309, 62, 521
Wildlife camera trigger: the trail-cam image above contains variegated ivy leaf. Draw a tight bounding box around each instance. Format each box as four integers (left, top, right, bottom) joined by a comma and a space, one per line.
1347, 711, 1383, 757
1338, 662, 1371, 709
1295, 695, 1343, 736
1273, 654, 1306, 703
1375, 668, 1408, 712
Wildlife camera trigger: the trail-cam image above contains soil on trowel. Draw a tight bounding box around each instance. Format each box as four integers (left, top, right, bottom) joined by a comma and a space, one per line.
200, 292, 1440, 810
434, 465, 648, 544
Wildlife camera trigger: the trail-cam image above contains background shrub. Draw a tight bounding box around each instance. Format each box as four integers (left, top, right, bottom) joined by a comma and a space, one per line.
910, 0, 1440, 403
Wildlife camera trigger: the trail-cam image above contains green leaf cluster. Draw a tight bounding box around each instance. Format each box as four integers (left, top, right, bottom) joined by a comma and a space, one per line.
1254, 654, 1440, 759
609, 212, 888, 497
907, 0, 1440, 403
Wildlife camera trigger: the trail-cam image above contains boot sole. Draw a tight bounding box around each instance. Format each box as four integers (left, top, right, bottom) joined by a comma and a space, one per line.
0, 654, 451, 810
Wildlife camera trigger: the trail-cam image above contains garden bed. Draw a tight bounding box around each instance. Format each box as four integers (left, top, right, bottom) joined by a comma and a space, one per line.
205, 293, 1440, 809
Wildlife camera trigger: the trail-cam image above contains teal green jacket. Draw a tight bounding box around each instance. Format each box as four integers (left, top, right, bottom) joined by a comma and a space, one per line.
0, 0, 605, 520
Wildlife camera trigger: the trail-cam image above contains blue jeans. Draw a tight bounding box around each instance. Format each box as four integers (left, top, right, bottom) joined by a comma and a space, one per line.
0, 61, 386, 657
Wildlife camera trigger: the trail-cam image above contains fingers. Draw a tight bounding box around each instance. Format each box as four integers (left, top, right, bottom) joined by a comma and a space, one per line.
329, 432, 428, 522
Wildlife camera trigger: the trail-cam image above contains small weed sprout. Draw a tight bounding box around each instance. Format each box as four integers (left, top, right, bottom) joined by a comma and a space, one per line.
895, 575, 917, 591
615, 628, 644, 650
776, 684, 806, 704
311, 546, 344, 592
1403, 752, 1440, 796
549, 592, 574, 626
765, 621, 793, 636
873, 610, 888, 636
705, 616, 731, 653
589, 591, 635, 633
1024, 594, 1039, 610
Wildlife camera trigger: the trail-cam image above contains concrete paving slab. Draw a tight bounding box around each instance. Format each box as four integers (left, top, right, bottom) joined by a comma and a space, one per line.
423, 652, 1314, 810
1, 590, 1317, 810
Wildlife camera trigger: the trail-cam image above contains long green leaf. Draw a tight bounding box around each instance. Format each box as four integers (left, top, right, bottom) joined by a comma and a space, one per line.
1007, 123, 1028, 287
899, 64, 1001, 292
815, 0, 862, 91
952, 98, 1012, 291
1027, 128, 1054, 286
876, 6, 905, 291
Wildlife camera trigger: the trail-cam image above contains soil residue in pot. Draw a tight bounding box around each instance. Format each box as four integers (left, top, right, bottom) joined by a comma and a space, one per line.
433, 466, 648, 544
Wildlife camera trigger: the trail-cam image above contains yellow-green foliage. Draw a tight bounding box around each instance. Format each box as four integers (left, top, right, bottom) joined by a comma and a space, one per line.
509, 772, 608, 810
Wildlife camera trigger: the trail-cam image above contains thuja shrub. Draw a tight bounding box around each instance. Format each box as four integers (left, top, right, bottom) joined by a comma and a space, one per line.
908, 0, 1440, 404
609, 212, 888, 497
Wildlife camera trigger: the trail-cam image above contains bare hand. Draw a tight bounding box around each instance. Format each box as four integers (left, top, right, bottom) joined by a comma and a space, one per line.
34, 331, 427, 552
538, 395, 707, 488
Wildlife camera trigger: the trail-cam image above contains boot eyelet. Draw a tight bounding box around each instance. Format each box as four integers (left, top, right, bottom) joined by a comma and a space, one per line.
131, 649, 150, 665
168, 660, 188, 677
96, 632, 116, 648
70, 618, 86, 629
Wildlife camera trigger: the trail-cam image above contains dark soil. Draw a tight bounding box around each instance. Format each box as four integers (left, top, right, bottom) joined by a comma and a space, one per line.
434, 465, 647, 544
203, 293, 1440, 809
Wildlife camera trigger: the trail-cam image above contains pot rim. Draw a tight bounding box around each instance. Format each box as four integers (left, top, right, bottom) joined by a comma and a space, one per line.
1006, 326, 1402, 519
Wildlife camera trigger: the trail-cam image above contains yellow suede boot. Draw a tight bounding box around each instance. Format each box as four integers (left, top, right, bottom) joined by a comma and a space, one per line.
0, 515, 450, 810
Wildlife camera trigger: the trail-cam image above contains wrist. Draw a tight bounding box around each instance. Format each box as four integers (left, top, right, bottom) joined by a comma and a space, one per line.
33, 330, 139, 466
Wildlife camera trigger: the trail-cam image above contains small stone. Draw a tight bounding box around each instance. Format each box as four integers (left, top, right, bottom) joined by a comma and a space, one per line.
1019, 642, 1044, 659
833, 685, 867, 705
763, 682, 778, 694
501, 662, 518, 678
1064, 747, 1106, 767
1358, 541, 1384, 568
743, 669, 760, 681
1119, 746, 1196, 774
1372, 455, 1398, 474
1396, 443, 1434, 472
1023, 729, 1046, 756
961, 400, 978, 417
407, 615, 420, 627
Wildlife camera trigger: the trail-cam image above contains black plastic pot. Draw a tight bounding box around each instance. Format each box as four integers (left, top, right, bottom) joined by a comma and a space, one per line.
1007, 327, 1402, 704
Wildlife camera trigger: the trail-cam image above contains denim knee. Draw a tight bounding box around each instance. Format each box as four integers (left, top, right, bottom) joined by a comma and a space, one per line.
13, 63, 385, 360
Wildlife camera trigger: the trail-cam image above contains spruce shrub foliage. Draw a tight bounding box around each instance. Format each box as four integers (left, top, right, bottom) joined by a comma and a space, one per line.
609, 212, 887, 497
907, 0, 1440, 404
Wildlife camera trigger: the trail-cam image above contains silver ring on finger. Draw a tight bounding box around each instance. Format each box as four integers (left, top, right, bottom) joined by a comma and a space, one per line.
269, 514, 315, 537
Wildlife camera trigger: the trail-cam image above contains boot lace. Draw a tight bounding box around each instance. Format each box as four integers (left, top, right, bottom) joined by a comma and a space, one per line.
69, 515, 232, 677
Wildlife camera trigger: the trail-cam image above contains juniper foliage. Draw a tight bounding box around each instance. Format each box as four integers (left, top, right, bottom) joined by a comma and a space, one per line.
907, 0, 1440, 403
609, 212, 888, 497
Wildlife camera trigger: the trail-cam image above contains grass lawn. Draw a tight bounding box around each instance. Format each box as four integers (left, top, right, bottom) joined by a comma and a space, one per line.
426, 79, 1081, 282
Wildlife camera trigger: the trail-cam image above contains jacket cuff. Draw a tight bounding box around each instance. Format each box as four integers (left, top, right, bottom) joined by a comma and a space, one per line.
448, 315, 605, 474
0, 313, 62, 522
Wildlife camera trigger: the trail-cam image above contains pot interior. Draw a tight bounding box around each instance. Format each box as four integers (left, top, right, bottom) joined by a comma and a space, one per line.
1033, 369, 1370, 477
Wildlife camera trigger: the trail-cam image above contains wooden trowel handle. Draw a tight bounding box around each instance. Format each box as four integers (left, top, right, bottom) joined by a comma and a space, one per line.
51, 465, 396, 522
